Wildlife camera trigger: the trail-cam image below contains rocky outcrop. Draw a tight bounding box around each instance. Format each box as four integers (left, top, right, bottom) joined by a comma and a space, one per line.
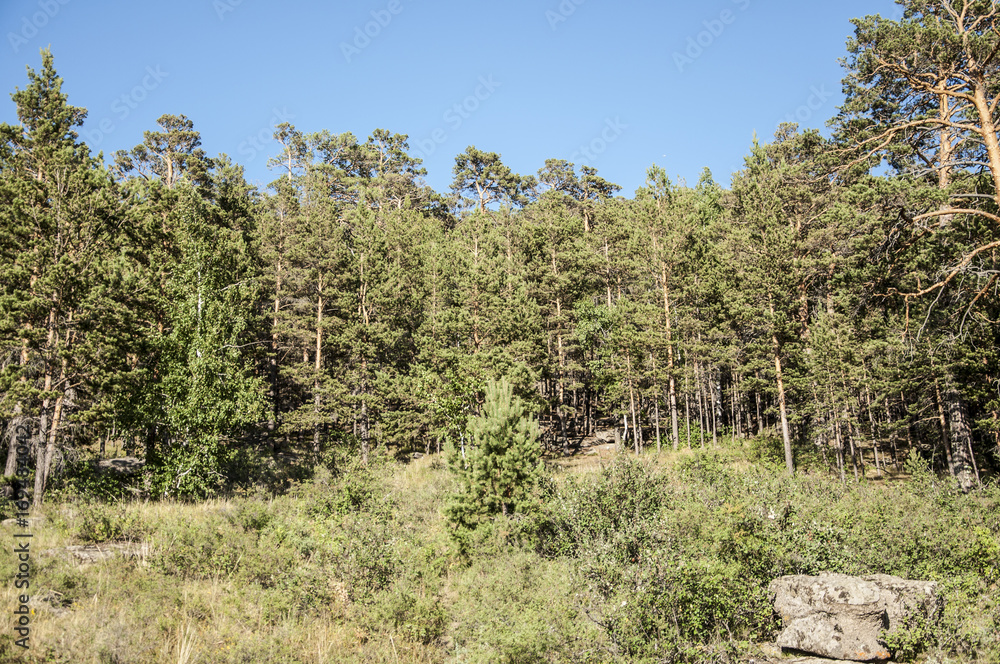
768, 572, 941, 662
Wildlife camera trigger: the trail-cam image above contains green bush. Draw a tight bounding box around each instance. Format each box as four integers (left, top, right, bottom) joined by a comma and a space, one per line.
536, 455, 665, 562
747, 433, 786, 466
50, 458, 137, 502
76, 500, 145, 543
368, 584, 447, 645
295, 457, 392, 520
145, 436, 232, 499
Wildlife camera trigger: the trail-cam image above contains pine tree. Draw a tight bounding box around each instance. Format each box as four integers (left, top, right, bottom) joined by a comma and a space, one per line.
0, 49, 126, 505
445, 377, 544, 534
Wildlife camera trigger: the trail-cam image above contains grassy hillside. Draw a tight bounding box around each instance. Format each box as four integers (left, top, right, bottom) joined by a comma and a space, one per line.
1, 446, 998, 663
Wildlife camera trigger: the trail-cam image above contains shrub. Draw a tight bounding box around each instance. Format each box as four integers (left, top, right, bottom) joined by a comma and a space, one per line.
535, 455, 665, 561
368, 585, 447, 645
77, 500, 145, 543
297, 457, 391, 520
50, 457, 137, 502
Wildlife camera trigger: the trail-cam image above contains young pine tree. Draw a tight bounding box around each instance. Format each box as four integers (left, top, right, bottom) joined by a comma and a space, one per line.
446, 377, 544, 533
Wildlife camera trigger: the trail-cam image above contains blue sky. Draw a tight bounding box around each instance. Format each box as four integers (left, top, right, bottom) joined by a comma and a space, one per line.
1, 0, 901, 196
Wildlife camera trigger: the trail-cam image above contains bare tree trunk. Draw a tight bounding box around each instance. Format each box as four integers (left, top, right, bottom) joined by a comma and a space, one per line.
269, 264, 282, 451
695, 360, 705, 449
313, 291, 324, 455
604, 237, 613, 308
626, 352, 639, 454
557, 328, 570, 453
755, 376, 764, 436
661, 274, 681, 451
359, 396, 370, 465
833, 407, 846, 484
943, 380, 978, 491
730, 378, 737, 445
653, 381, 662, 454
35, 391, 64, 506
769, 292, 794, 475
934, 380, 955, 476
864, 389, 883, 477
4, 412, 27, 478
684, 352, 692, 449
846, 405, 861, 481
708, 367, 719, 449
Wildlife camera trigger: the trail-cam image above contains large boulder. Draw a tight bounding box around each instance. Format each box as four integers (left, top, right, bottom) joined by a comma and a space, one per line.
768, 572, 941, 662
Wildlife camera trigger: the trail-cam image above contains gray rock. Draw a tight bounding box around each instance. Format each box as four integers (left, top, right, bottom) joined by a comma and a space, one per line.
41, 542, 150, 565
97, 456, 144, 474
769, 572, 940, 662
1, 516, 45, 528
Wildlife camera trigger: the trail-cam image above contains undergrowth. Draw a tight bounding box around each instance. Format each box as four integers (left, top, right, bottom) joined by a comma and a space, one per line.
0, 444, 997, 663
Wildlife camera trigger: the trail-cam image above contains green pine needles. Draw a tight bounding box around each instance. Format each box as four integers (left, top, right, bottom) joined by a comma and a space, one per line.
445, 377, 545, 534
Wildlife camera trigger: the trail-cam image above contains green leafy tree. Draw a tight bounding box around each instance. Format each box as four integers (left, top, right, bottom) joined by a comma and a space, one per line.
111, 116, 268, 497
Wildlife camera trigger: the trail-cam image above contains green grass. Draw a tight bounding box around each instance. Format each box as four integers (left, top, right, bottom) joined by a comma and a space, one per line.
0, 443, 998, 663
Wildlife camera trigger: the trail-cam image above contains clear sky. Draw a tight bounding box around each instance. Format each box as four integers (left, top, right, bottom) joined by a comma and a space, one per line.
1, 0, 901, 196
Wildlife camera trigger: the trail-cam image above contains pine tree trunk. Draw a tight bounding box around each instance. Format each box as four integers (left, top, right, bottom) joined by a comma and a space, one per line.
885, 398, 901, 471
943, 380, 978, 491
661, 276, 681, 451
604, 237, 613, 307
557, 323, 570, 452
269, 265, 282, 450
359, 396, 370, 465
35, 391, 64, 506
34, 317, 57, 506
864, 389, 883, 477
730, 378, 737, 445
846, 406, 860, 481
4, 427, 18, 478
4, 412, 27, 478
755, 378, 764, 436
934, 380, 954, 476
696, 360, 705, 449
654, 393, 661, 454
684, 352, 692, 449
709, 368, 719, 449
768, 293, 794, 475
685, 392, 692, 450
833, 408, 846, 484
626, 352, 639, 454
313, 292, 324, 455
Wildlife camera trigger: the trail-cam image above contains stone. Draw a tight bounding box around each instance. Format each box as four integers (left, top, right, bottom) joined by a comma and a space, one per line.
97, 456, 144, 474
41, 542, 151, 565
769, 572, 940, 662
1, 516, 45, 528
